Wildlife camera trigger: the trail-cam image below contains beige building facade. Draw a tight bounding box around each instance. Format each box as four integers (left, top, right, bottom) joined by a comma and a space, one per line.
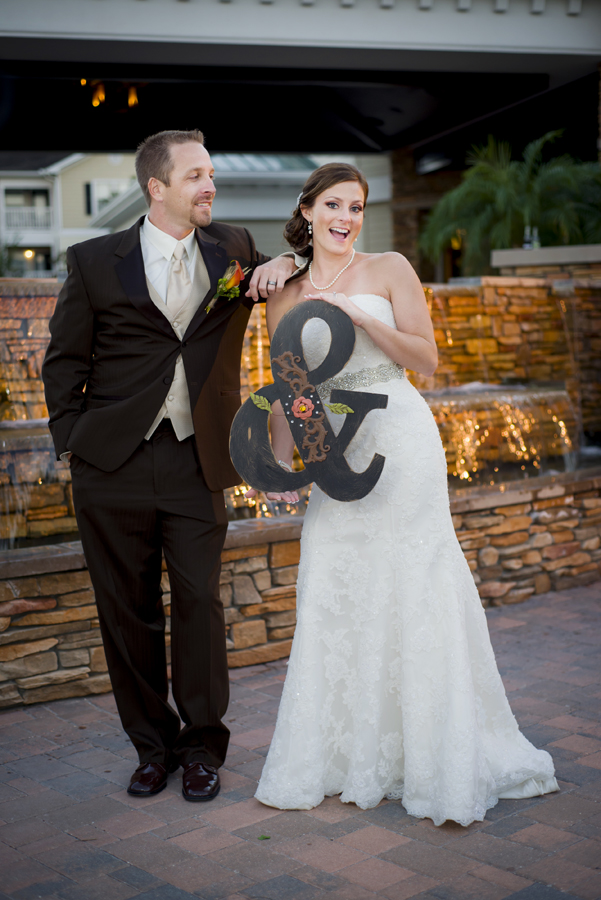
58, 154, 136, 231
0, 153, 136, 275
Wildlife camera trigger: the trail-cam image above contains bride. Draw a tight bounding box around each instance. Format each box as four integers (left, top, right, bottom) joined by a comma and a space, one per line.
252, 162, 558, 826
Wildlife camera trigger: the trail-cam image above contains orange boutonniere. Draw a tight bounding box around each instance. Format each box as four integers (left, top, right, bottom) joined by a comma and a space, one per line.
205, 260, 251, 313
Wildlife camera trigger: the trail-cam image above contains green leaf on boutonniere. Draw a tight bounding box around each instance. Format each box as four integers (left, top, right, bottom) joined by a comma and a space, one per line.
250, 392, 272, 413
324, 402, 354, 414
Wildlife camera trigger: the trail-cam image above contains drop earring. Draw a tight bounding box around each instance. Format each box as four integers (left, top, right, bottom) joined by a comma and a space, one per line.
308, 222, 313, 235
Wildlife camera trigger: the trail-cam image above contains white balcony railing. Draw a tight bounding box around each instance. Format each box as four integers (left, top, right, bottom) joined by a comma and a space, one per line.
4, 207, 53, 230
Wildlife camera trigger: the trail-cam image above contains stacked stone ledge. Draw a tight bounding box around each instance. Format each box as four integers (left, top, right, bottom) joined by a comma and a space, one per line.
0, 543, 111, 709
452, 469, 601, 605
0, 468, 599, 708
221, 538, 299, 665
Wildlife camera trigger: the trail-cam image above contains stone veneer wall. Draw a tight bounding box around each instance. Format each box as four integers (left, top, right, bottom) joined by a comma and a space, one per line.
0, 279, 53, 421
497, 262, 601, 280
0, 280, 75, 542
0, 468, 599, 709
562, 280, 601, 438
1, 276, 600, 538
415, 277, 601, 437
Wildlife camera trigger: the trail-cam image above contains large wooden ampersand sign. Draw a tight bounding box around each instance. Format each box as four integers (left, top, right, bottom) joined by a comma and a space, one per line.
230, 301, 388, 502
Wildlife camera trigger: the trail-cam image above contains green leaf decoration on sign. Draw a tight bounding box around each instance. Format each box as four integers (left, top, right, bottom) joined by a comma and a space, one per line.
324, 402, 354, 415
250, 392, 272, 413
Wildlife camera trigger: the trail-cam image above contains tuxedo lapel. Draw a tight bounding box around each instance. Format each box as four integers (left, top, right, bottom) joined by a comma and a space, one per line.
114, 218, 176, 338
183, 228, 229, 340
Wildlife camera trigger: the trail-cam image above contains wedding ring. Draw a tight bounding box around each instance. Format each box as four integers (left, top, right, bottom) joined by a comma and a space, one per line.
267, 280, 277, 286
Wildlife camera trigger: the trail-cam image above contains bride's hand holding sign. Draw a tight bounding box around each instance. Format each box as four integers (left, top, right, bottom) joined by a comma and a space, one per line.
304, 291, 367, 328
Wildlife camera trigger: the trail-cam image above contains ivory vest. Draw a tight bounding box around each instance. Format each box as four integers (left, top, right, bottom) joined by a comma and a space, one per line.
145, 251, 210, 440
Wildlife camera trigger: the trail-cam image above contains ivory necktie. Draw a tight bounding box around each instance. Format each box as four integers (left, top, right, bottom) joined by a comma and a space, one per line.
166, 242, 191, 314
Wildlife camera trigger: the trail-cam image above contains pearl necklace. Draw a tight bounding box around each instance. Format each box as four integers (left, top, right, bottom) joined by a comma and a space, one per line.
309, 248, 356, 291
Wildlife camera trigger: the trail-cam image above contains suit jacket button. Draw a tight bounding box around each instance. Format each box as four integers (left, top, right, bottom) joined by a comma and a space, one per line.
181, 341, 187, 348
163, 377, 171, 385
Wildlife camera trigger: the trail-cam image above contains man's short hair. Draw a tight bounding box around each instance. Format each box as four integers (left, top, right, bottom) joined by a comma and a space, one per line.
135, 129, 205, 205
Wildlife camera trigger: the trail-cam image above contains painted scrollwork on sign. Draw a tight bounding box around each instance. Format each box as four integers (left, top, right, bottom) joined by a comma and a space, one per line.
301, 411, 330, 463
272, 352, 330, 463
230, 301, 389, 503
272, 351, 316, 398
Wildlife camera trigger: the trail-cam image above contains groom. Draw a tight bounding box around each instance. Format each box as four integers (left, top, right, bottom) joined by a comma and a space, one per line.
42, 130, 300, 801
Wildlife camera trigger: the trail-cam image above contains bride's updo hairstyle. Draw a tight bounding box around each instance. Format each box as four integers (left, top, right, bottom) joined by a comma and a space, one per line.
284, 163, 369, 252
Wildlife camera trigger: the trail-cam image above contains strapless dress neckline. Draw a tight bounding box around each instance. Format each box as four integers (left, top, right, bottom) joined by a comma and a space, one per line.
348, 294, 390, 305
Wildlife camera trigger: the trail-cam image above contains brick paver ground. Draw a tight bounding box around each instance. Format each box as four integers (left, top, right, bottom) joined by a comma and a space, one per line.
0, 584, 600, 900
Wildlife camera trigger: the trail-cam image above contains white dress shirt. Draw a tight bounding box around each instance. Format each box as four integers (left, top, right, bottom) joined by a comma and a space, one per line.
140, 215, 198, 302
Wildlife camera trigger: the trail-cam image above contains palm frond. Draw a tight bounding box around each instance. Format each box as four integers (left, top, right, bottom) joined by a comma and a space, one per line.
420, 129, 600, 275
520, 130, 563, 182
466, 134, 512, 170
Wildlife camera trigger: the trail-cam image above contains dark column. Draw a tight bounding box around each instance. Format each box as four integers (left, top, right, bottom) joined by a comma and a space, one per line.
598, 63, 601, 166
390, 147, 461, 280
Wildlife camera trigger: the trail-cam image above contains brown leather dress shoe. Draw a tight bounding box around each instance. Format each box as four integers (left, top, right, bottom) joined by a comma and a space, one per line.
127, 762, 169, 796
182, 762, 220, 802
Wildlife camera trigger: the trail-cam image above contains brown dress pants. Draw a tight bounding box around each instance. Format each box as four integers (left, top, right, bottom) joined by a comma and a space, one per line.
70, 419, 230, 769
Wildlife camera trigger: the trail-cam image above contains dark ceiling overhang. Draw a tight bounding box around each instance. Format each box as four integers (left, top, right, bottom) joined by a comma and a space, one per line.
1, 35, 596, 83
0, 36, 598, 161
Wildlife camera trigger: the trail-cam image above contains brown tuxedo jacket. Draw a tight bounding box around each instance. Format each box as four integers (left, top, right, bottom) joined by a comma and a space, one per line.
42, 217, 270, 490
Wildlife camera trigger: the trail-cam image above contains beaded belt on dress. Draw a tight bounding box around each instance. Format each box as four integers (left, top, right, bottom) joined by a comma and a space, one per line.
317, 362, 405, 396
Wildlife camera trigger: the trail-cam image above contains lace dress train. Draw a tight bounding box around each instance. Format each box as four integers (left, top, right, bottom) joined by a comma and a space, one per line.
255, 295, 558, 826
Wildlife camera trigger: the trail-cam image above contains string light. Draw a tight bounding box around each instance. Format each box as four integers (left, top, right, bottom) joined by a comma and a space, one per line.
430, 389, 575, 487
92, 83, 105, 107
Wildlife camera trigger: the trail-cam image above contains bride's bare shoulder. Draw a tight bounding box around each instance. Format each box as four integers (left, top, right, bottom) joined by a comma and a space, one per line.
361, 251, 415, 276
362, 252, 421, 297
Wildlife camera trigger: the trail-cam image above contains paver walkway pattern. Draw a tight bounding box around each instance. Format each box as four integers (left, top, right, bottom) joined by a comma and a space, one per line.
0, 584, 600, 900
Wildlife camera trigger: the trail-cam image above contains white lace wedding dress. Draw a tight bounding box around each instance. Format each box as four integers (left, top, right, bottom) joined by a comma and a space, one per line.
255, 295, 558, 826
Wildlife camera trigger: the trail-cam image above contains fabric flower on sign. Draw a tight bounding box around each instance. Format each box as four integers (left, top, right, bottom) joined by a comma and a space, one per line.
292, 397, 314, 420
